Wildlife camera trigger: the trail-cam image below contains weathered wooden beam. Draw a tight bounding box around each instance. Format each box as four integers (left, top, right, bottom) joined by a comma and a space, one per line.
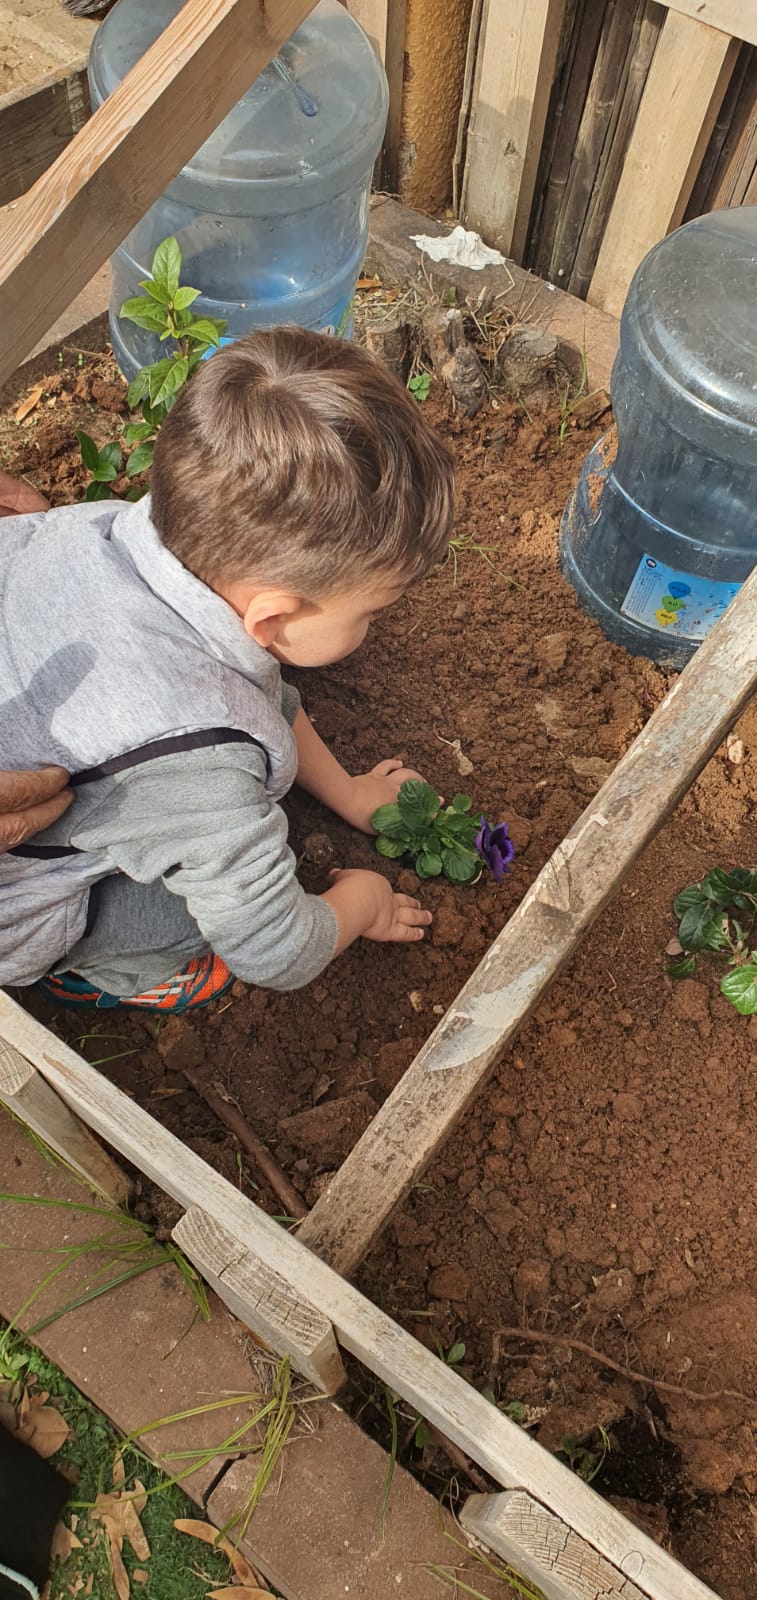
0, 1043, 129, 1205
462, 1490, 649, 1600
0, 988, 720, 1600
0, 64, 90, 208
661, 0, 757, 50
462, 0, 567, 261
297, 565, 757, 1276
589, 10, 737, 316
0, 0, 319, 388
173, 1206, 346, 1394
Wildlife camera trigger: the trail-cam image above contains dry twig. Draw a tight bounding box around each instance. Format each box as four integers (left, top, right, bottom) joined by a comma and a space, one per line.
181, 1067, 307, 1220
495, 1326, 756, 1408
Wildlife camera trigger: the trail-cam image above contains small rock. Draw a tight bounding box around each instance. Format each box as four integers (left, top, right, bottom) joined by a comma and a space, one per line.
570, 754, 615, 785
616, 1009, 634, 1028
154, 1016, 204, 1072
427, 1262, 471, 1302
433, 896, 467, 949
666, 938, 683, 958
534, 631, 570, 672
514, 1258, 551, 1307
303, 831, 336, 867
408, 990, 424, 1013
278, 1090, 376, 1168
483, 1192, 518, 1244
726, 736, 746, 764
489, 1117, 512, 1153
397, 868, 420, 894
589, 1267, 635, 1314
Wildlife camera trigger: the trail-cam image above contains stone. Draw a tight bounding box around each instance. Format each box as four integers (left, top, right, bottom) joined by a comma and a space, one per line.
514, 1258, 551, 1308
277, 1091, 376, 1168
427, 1262, 471, 1303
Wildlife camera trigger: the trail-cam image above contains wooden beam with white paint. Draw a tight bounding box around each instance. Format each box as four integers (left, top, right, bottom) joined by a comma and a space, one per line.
462, 0, 567, 261
462, 1491, 647, 1600
0, 992, 720, 1600
173, 1206, 346, 1395
0, 1043, 129, 1205
0, 0, 320, 388
589, 9, 738, 317
297, 565, 757, 1277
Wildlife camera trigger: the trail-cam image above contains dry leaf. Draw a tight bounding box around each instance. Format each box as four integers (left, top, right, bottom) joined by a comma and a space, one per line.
356, 275, 381, 290
208, 1589, 271, 1599
70, 1578, 85, 1594
132, 1571, 149, 1585
84, 1577, 94, 1595
51, 1522, 83, 1563
108, 1533, 130, 1600
173, 1521, 263, 1586
17, 1394, 70, 1458
14, 380, 45, 422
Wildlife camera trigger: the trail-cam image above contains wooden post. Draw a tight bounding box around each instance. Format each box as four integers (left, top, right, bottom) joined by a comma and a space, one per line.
0, 0, 320, 388
0, 1044, 129, 1205
462, 0, 567, 261
346, 0, 407, 190
462, 1491, 647, 1600
173, 1208, 346, 1394
0, 995, 721, 1600
589, 10, 737, 316
297, 565, 757, 1277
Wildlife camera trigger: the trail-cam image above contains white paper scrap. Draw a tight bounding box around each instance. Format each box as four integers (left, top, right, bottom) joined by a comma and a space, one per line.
410, 225, 507, 270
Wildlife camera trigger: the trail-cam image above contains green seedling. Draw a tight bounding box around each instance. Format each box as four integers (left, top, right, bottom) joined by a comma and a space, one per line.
555, 338, 601, 450
408, 371, 431, 402
413, 1342, 467, 1449
78, 235, 226, 499
557, 1424, 610, 1484
444, 529, 515, 587
371, 779, 514, 886
668, 867, 757, 1015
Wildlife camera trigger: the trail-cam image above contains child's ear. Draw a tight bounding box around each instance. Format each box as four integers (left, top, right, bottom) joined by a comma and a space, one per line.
242, 591, 303, 649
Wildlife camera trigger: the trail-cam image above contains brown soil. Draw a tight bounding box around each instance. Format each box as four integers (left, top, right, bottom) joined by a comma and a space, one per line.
5, 350, 756, 1598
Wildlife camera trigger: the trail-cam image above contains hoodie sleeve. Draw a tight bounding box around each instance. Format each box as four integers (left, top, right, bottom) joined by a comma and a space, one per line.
69, 743, 338, 990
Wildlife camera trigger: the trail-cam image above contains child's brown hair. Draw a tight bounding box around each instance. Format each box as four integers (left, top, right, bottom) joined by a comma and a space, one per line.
150, 326, 454, 595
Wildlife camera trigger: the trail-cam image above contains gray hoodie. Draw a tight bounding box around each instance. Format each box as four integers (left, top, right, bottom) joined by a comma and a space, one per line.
0, 495, 337, 989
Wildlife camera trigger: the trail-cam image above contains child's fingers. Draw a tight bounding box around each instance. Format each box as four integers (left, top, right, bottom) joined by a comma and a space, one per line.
372, 757, 404, 776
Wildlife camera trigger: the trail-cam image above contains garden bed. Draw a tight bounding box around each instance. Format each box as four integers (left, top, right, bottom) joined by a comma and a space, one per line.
3, 344, 755, 1600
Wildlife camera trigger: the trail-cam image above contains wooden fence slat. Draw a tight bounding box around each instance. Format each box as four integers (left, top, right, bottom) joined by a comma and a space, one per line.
661, 0, 757, 51
462, 0, 568, 260
173, 1207, 346, 1394
589, 9, 737, 316
0, 0, 319, 389
462, 1491, 647, 1600
297, 567, 757, 1278
0, 65, 90, 209
0, 1044, 129, 1205
346, 0, 406, 190
0, 996, 721, 1600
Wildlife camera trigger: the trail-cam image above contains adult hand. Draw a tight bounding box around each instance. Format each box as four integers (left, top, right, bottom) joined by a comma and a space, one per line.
0, 470, 49, 518
0, 767, 72, 852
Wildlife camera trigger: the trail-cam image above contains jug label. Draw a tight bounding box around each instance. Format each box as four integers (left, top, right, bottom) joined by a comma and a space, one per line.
622, 555, 741, 641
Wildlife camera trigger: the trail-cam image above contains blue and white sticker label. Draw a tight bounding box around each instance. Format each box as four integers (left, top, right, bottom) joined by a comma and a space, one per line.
621, 555, 741, 641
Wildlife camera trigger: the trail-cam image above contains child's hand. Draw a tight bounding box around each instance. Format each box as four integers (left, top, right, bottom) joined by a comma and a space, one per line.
345, 759, 430, 833
324, 868, 432, 949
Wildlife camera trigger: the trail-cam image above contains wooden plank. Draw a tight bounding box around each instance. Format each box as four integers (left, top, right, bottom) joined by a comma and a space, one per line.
298, 565, 757, 1277
347, 0, 406, 191
0, 64, 90, 208
662, 0, 757, 50
0, 1001, 720, 1600
462, 1491, 647, 1600
173, 1207, 346, 1395
710, 57, 757, 206
0, 0, 320, 389
589, 10, 737, 316
0, 1044, 129, 1205
462, 0, 568, 261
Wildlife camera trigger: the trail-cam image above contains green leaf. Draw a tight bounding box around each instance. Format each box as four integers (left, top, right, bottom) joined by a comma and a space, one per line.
375, 836, 406, 859
127, 368, 151, 409
83, 481, 114, 501
124, 484, 149, 502
439, 808, 480, 847
414, 1419, 430, 1449
151, 236, 182, 297
720, 962, 757, 1015
99, 440, 123, 472
504, 1399, 527, 1423
397, 779, 440, 829
677, 898, 728, 952
371, 802, 403, 835
76, 429, 100, 472
122, 420, 154, 447
148, 355, 189, 408
139, 277, 171, 307
91, 462, 119, 483
408, 371, 431, 402
173, 285, 201, 311
446, 1341, 466, 1365
450, 794, 472, 812
182, 317, 223, 349
442, 844, 480, 885
667, 955, 697, 979
125, 440, 154, 478
119, 298, 167, 333
415, 850, 443, 878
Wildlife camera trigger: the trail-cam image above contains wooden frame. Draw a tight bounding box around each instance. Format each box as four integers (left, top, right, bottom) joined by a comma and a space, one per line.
0, 10, 755, 1594
0, 64, 90, 209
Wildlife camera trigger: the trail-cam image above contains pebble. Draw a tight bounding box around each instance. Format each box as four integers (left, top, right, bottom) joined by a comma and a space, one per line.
427, 1262, 471, 1302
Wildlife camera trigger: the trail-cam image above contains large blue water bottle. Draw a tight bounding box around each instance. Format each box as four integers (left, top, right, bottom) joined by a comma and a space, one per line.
560, 208, 757, 667
88, 0, 388, 377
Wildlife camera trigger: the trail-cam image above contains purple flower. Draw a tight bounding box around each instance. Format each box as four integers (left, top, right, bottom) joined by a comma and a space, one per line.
476, 818, 515, 885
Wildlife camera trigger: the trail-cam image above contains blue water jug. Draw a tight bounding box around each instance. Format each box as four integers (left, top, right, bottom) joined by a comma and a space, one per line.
88, 0, 388, 377
560, 208, 757, 666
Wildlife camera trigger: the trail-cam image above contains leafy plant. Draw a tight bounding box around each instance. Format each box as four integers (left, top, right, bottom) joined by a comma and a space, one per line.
668, 867, 757, 1015
78, 236, 226, 499
443, 529, 516, 587
557, 1424, 610, 1483
371, 779, 514, 886
408, 370, 431, 402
